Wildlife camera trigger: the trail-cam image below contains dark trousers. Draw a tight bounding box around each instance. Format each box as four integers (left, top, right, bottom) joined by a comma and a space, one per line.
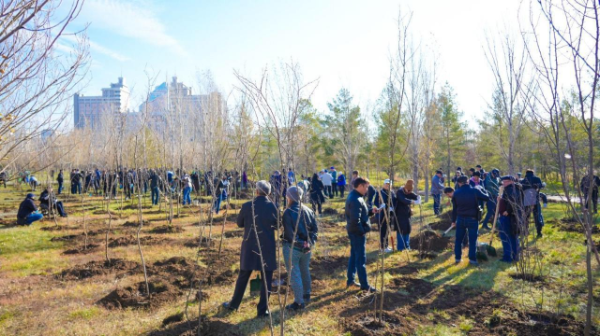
499, 216, 519, 262
229, 269, 273, 314
584, 190, 598, 213
324, 185, 332, 199
482, 198, 496, 228
311, 199, 322, 214
57, 181, 63, 194
332, 182, 338, 196
433, 193, 441, 215
347, 232, 370, 289
379, 219, 389, 249
339, 185, 345, 198
526, 204, 544, 234
455, 216, 479, 262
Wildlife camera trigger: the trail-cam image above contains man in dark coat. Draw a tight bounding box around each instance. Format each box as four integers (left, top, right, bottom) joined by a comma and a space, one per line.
580, 173, 600, 214
345, 177, 378, 292
498, 176, 524, 262
223, 180, 278, 317
17, 193, 43, 225
520, 169, 545, 238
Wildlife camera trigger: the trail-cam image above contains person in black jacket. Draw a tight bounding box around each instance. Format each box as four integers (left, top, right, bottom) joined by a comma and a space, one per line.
281, 186, 318, 310
17, 193, 43, 225
345, 177, 378, 292
394, 180, 420, 251
223, 180, 278, 318
57, 170, 64, 194
520, 169, 545, 238
451, 176, 490, 265
498, 176, 524, 262
309, 173, 325, 215
373, 179, 398, 252
580, 174, 600, 214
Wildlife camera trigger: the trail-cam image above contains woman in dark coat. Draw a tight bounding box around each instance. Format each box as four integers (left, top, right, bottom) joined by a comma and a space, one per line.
394, 180, 420, 251
309, 173, 325, 215
373, 179, 397, 252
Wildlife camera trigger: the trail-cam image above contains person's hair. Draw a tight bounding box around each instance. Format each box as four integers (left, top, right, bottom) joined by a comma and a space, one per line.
476, 165, 482, 168
457, 176, 469, 184
352, 170, 359, 176
469, 168, 475, 172
472, 171, 481, 177
526, 169, 534, 173
353, 177, 370, 188
436, 170, 443, 175
444, 187, 454, 194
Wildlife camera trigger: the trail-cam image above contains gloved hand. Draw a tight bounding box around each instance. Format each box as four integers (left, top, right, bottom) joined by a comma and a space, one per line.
414, 198, 421, 205
543, 203, 548, 208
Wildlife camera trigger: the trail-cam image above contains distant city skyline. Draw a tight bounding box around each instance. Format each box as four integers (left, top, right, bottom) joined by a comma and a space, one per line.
60, 0, 526, 130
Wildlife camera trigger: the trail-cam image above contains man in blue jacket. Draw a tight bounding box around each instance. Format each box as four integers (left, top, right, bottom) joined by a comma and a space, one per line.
451, 176, 490, 265
345, 177, 379, 292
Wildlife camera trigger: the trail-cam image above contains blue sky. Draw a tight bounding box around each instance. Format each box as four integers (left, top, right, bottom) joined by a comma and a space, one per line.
60, 0, 523, 128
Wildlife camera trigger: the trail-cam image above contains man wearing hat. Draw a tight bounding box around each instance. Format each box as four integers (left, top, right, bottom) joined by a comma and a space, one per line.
281, 186, 318, 310
498, 175, 524, 262
17, 193, 43, 225
223, 180, 278, 318
431, 170, 445, 215
451, 175, 490, 265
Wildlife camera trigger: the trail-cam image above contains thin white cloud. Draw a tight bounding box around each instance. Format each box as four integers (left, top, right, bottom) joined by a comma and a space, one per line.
82, 0, 187, 56
89, 40, 130, 62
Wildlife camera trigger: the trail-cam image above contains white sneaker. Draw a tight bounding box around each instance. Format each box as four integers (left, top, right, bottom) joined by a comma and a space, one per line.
384, 247, 393, 253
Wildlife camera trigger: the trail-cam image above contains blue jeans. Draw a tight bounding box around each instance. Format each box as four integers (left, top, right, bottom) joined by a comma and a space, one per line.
455, 216, 479, 262
26, 212, 43, 225
396, 232, 410, 251
533, 203, 544, 234
499, 216, 519, 262
183, 186, 192, 205
347, 233, 370, 289
282, 243, 312, 304
58, 182, 63, 195
432, 194, 441, 215
214, 195, 222, 213
151, 187, 160, 205
482, 198, 496, 227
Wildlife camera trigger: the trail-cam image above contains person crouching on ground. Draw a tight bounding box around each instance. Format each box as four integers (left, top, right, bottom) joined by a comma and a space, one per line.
345, 177, 379, 292
17, 193, 43, 225
281, 186, 318, 311
450, 176, 490, 266
394, 179, 420, 251
223, 181, 278, 318
498, 176, 524, 263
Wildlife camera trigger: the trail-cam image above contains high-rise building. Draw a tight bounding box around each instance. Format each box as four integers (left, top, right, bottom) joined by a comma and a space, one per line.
74, 77, 130, 129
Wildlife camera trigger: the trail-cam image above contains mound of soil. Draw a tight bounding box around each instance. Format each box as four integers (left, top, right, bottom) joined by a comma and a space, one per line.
62, 243, 100, 255
343, 311, 408, 336
148, 318, 243, 336
182, 237, 214, 248
57, 258, 140, 280
162, 312, 183, 326
312, 255, 348, 279
322, 207, 339, 215
428, 218, 452, 231
122, 220, 150, 227
50, 234, 80, 242
92, 209, 117, 216
98, 278, 181, 309
109, 235, 171, 247
410, 230, 451, 252
222, 230, 243, 238
553, 218, 599, 234
509, 272, 545, 283
41, 225, 74, 231
122, 204, 153, 210
151, 225, 184, 234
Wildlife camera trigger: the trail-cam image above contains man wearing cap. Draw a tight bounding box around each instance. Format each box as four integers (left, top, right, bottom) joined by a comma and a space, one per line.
223, 180, 278, 318
17, 193, 43, 225
281, 186, 318, 310
498, 175, 524, 262
345, 177, 378, 292
431, 170, 445, 215
451, 175, 490, 265
373, 179, 397, 252
329, 167, 338, 197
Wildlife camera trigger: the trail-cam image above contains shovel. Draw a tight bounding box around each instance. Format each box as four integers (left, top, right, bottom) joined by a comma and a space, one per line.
442, 225, 454, 237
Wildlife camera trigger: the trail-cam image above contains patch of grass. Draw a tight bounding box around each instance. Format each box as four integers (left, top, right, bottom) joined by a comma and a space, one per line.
68, 307, 101, 320
0, 226, 63, 255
